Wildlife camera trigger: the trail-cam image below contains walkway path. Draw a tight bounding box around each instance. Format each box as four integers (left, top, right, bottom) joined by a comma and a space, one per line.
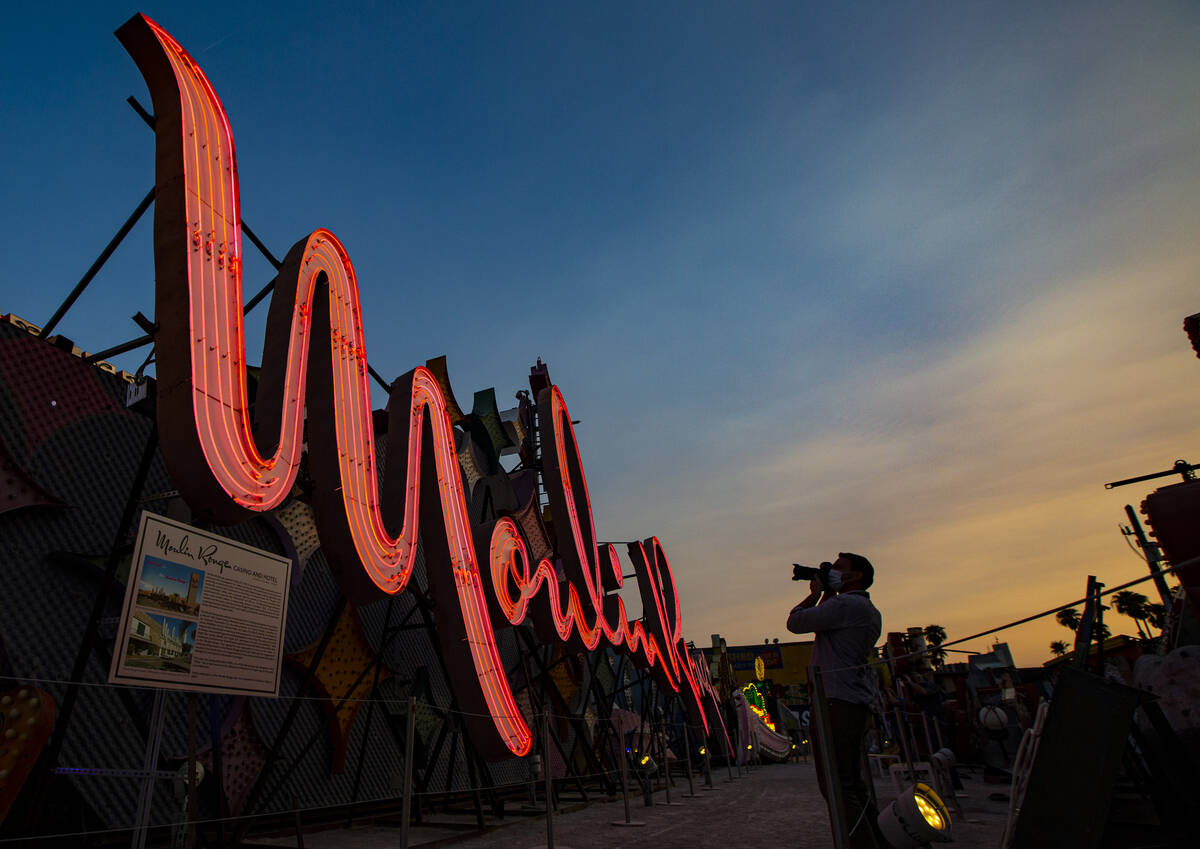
250, 761, 1011, 849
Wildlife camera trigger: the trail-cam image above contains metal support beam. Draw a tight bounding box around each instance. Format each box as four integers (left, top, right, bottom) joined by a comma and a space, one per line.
241, 221, 282, 270
515, 628, 608, 798
347, 595, 397, 826
20, 423, 159, 837
233, 596, 348, 844
83, 333, 153, 364
40, 187, 155, 338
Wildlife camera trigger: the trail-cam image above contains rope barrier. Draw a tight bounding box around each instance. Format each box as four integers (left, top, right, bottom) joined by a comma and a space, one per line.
0, 715, 721, 845
8, 558, 1190, 701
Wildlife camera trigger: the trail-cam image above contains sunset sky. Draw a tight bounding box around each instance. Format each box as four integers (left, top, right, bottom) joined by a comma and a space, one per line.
3, 2, 1198, 666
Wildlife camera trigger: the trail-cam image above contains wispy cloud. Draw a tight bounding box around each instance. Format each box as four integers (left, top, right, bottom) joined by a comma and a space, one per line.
579, 4, 1200, 663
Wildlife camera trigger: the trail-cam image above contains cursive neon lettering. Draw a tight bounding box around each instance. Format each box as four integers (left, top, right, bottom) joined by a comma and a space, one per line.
116, 12, 716, 760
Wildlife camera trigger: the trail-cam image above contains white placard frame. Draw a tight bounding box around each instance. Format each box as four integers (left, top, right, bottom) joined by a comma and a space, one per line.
108, 511, 292, 697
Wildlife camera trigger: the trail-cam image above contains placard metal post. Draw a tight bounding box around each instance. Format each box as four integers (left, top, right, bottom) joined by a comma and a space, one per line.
186, 693, 198, 849
133, 688, 168, 849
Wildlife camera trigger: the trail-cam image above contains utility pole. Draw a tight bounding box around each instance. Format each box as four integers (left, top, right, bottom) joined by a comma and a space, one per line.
1123, 505, 1174, 608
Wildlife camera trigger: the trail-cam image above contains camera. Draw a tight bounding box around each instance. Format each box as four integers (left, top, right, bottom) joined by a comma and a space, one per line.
792, 561, 834, 588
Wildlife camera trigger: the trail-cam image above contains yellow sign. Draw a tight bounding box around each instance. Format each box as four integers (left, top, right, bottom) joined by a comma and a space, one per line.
754, 656, 765, 681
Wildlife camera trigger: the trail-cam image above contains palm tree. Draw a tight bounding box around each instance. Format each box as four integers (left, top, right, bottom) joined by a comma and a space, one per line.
923, 625, 948, 669
1049, 640, 1068, 657
1112, 591, 1150, 638
1056, 607, 1081, 632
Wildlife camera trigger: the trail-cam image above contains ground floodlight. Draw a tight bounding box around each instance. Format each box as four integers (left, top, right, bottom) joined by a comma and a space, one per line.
698, 746, 707, 756
635, 754, 658, 776
877, 782, 952, 848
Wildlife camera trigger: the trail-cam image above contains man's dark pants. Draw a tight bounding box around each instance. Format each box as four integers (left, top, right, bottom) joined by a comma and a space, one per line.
811, 698, 882, 849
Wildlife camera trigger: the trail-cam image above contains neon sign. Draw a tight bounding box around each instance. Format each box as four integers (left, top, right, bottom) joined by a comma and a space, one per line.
116, 13, 725, 760
742, 683, 775, 732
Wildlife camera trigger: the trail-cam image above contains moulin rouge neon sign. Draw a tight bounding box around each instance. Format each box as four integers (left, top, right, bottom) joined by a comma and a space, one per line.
116, 13, 723, 760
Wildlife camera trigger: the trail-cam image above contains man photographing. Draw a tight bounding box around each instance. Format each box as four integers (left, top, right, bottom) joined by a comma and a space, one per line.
787, 553, 883, 849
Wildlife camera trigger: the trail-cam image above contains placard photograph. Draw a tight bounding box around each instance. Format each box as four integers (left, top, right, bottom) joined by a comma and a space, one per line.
135, 556, 204, 617
122, 612, 197, 674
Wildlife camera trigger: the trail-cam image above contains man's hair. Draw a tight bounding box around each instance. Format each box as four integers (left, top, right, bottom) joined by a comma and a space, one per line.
838, 552, 874, 589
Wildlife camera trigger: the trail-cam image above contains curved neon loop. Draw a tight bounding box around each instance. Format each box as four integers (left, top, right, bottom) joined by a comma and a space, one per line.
488, 518, 665, 665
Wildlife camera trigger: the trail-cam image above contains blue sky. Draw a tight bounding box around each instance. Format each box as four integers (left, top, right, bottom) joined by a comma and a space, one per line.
3, 2, 1199, 664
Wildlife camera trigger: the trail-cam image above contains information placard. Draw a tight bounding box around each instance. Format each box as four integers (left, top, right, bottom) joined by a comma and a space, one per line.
108, 512, 292, 696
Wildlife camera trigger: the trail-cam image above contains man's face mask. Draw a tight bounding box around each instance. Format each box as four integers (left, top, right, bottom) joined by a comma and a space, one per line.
826, 569, 844, 591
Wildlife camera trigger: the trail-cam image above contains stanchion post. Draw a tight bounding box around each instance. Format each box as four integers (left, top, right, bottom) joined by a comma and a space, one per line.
681, 724, 698, 797
620, 728, 632, 821
543, 710, 555, 849
611, 719, 644, 827
729, 719, 739, 777
399, 696, 415, 849
893, 707, 917, 779
662, 722, 672, 805
703, 735, 715, 789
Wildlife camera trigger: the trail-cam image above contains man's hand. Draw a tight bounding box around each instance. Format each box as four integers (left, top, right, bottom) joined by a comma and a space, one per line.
795, 578, 825, 610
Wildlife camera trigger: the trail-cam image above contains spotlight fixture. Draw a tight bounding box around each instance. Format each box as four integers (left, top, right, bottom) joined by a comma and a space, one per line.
634, 754, 658, 776
698, 746, 707, 756
877, 782, 952, 848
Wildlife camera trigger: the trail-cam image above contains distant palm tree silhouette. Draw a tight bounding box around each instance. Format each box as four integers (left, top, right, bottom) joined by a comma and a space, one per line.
1055, 607, 1081, 632
923, 624, 948, 668
1112, 591, 1151, 638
